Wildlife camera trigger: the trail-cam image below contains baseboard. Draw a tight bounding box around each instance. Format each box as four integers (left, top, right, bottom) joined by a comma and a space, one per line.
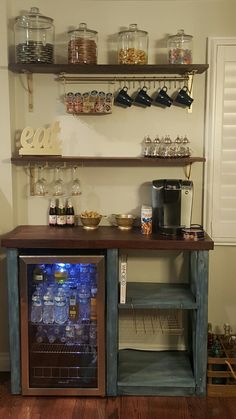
0, 352, 10, 371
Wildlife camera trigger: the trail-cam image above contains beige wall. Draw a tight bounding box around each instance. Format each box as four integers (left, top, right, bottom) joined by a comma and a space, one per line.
0, 0, 236, 368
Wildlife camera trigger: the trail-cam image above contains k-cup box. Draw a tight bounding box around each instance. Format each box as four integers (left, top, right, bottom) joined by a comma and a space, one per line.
141, 205, 152, 235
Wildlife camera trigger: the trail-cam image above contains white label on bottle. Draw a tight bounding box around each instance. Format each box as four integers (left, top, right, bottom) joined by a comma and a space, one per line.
57, 215, 66, 225
66, 215, 75, 225
49, 215, 57, 225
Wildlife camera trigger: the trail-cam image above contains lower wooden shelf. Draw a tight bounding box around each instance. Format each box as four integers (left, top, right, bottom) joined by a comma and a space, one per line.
117, 349, 195, 396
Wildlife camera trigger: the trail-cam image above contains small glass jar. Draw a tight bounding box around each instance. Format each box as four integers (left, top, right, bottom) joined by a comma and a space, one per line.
167, 29, 193, 64
14, 7, 54, 64
118, 24, 148, 64
68, 23, 98, 64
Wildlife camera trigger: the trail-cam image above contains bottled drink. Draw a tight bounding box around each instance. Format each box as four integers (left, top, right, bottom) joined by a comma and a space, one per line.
48, 198, 57, 227
42, 287, 54, 324
69, 287, 78, 321
89, 320, 97, 347
74, 323, 83, 344
78, 284, 90, 321
54, 287, 68, 325
66, 198, 75, 227
32, 264, 45, 284
31, 287, 43, 324
65, 322, 75, 344
56, 198, 66, 227
54, 263, 68, 285
35, 325, 46, 343
90, 284, 97, 322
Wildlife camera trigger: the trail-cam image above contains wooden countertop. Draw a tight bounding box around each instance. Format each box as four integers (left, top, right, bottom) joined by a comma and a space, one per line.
0, 225, 214, 251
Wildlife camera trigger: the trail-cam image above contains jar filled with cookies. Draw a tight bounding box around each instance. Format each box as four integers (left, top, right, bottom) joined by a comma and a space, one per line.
118, 24, 148, 64
68, 23, 98, 64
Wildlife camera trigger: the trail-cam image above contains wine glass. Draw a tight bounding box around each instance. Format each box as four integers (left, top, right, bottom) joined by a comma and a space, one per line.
52, 166, 65, 196
34, 165, 47, 196
71, 166, 81, 196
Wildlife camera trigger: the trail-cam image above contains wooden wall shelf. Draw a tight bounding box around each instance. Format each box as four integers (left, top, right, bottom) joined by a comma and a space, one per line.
11, 155, 205, 167
8, 63, 209, 75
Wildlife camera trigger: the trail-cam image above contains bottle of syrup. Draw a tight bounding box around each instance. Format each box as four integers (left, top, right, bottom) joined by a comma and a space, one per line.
66, 198, 75, 227
48, 198, 57, 227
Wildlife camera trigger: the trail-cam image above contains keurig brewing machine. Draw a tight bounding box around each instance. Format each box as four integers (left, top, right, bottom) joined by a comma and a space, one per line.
152, 179, 193, 235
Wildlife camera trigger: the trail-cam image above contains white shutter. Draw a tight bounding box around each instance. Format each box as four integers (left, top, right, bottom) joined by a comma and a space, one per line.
204, 40, 236, 244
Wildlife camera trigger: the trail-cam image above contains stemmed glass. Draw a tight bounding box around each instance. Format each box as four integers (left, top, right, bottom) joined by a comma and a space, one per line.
71, 166, 81, 196
52, 166, 65, 196
34, 165, 47, 196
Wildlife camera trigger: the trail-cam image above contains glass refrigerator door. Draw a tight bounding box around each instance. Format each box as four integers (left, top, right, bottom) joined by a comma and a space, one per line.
19, 255, 105, 396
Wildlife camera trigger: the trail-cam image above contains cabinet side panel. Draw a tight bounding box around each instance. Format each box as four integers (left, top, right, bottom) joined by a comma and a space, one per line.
6, 249, 21, 394
190, 250, 209, 396
106, 249, 118, 396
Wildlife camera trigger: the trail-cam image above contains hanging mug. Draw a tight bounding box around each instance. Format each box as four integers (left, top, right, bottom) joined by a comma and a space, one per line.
114, 86, 133, 107
155, 86, 173, 108
174, 86, 194, 108
134, 86, 153, 107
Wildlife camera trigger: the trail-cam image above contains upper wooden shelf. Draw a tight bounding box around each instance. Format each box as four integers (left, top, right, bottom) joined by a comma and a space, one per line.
11, 155, 205, 167
8, 63, 209, 75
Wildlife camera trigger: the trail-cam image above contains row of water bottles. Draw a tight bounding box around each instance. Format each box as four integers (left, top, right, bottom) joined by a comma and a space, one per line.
30, 262, 97, 326
35, 321, 97, 346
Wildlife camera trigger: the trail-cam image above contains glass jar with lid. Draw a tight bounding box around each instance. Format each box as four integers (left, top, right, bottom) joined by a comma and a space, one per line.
14, 7, 54, 64
167, 29, 193, 64
68, 23, 98, 64
118, 24, 148, 64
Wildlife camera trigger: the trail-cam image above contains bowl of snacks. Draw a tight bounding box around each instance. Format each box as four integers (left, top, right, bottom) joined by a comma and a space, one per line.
114, 214, 136, 230
80, 211, 103, 230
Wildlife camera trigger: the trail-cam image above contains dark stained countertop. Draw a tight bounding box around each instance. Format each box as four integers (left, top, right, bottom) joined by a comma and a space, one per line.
0, 225, 214, 251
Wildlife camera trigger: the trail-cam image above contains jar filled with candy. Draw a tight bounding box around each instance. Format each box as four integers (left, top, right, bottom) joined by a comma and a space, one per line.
68, 23, 98, 64
14, 7, 54, 64
118, 24, 148, 64
167, 29, 193, 64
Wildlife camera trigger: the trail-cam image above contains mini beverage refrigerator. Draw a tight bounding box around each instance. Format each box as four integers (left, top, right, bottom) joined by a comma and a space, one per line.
19, 254, 105, 396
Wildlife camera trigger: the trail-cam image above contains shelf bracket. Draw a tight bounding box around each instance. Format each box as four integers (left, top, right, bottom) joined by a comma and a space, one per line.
26, 73, 33, 112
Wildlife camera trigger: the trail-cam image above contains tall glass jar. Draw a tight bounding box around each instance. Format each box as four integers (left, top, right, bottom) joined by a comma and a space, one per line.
118, 24, 148, 64
167, 29, 193, 64
14, 7, 54, 64
68, 23, 98, 64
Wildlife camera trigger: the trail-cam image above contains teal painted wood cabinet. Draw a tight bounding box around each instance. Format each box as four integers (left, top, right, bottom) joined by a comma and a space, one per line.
1, 226, 213, 397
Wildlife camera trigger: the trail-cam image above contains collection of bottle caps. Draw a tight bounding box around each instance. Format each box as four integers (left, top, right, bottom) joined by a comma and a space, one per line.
49, 198, 75, 227
31, 262, 98, 347
142, 134, 191, 158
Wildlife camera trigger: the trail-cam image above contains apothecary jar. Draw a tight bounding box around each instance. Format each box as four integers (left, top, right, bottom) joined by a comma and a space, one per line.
68, 23, 98, 64
14, 7, 55, 64
118, 24, 148, 64
167, 29, 193, 64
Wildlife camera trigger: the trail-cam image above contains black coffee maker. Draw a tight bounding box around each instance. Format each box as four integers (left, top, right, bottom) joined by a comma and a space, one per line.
152, 179, 193, 235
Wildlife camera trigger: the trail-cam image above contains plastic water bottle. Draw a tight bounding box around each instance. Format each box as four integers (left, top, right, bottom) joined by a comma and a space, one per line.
42, 287, 54, 324
31, 287, 43, 324
35, 325, 46, 343
78, 284, 90, 320
54, 287, 68, 325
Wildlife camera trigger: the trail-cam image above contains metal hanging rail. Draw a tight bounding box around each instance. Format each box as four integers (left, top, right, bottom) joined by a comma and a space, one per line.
57, 74, 190, 84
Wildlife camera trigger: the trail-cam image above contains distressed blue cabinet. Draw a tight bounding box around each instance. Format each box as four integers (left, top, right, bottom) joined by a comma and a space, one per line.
1, 226, 213, 396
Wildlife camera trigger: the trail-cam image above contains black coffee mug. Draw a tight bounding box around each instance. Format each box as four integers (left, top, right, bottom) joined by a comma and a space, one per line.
174, 86, 194, 108
155, 86, 173, 107
114, 87, 133, 107
134, 86, 153, 107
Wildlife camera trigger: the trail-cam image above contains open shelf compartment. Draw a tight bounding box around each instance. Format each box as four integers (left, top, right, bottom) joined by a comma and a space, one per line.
118, 349, 195, 396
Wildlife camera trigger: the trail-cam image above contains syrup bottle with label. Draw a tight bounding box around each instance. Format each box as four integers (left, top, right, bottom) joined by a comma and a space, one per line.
66, 198, 75, 227
48, 198, 57, 227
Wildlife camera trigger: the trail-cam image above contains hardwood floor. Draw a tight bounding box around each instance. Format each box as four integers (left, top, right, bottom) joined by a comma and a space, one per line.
1, 373, 236, 419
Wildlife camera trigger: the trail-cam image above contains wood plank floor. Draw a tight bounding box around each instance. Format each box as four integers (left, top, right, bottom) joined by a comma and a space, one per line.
1, 373, 236, 419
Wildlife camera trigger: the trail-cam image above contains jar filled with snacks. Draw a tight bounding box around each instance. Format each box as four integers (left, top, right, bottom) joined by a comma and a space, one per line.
68, 23, 98, 64
167, 29, 193, 64
118, 24, 148, 64
14, 7, 54, 64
